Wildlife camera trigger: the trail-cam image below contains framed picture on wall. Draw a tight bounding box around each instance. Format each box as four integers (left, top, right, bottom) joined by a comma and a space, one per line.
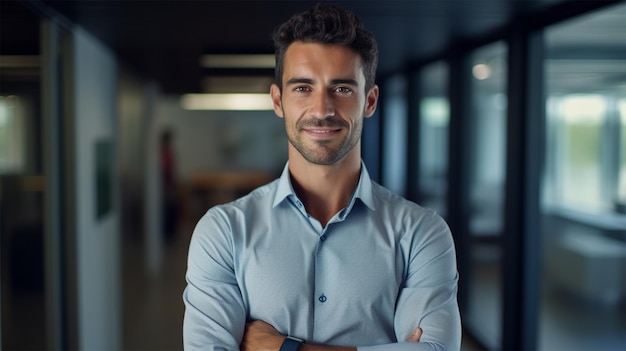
95, 139, 112, 219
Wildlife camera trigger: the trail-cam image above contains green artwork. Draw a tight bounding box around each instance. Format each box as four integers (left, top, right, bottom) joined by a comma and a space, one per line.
96, 139, 112, 219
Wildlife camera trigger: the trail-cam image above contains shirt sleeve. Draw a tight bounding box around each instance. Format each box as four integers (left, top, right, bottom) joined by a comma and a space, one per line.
360, 211, 462, 351
183, 208, 246, 351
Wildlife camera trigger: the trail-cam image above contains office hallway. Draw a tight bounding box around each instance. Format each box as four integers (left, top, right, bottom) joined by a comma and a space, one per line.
122, 220, 191, 351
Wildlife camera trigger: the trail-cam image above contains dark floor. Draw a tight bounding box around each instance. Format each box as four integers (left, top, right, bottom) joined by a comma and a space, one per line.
122, 221, 190, 351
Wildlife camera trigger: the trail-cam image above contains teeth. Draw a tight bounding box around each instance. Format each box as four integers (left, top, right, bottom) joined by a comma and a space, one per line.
310, 129, 334, 133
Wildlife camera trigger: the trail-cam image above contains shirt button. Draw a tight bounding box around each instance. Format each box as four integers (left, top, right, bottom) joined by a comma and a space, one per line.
320, 235, 326, 241
318, 294, 327, 303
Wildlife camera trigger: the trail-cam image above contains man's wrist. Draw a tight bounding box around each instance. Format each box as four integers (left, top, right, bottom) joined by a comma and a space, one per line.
280, 336, 304, 351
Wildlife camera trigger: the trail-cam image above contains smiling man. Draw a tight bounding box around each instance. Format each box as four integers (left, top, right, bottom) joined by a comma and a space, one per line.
183, 3, 461, 351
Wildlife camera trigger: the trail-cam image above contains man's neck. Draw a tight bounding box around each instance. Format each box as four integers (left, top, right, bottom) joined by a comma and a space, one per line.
288, 153, 361, 228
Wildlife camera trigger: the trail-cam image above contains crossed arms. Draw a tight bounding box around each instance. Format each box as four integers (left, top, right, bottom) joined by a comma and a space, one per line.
241, 320, 424, 351
182, 206, 461, 351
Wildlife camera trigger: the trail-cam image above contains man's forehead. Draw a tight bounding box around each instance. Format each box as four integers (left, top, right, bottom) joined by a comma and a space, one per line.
284, 41, 362, 61
282, 42, 365, 80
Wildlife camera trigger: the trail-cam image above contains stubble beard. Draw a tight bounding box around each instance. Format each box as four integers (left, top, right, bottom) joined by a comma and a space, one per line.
285, 114, 363, 166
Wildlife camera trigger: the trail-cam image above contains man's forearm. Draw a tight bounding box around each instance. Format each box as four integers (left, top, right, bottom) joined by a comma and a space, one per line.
300, 328, 422, 351
300, 344, 355, 351
241, 321, 355, 351
241, 320, 423, 351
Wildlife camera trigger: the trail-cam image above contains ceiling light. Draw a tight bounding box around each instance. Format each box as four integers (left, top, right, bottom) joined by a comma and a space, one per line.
0, 55, 39, 68
180, 93, 274, 111
472, 63, 491, 80
200, 54, 275, 69
202, 76, 274, 93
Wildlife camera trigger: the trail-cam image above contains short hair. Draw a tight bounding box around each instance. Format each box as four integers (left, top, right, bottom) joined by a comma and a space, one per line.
272, 2, 378, 91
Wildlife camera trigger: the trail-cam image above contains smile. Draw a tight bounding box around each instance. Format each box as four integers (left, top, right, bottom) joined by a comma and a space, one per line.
308, 129, 340, 134
303, 128, 342, 139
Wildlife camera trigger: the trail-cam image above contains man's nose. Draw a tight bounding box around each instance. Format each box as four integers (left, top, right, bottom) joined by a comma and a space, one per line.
310, 91, 335, 118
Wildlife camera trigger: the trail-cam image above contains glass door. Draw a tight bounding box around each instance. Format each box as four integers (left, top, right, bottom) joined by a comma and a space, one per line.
417, 61, 450, 217
463, 41, 508, 350
0, 10, 47, 349
540, 3, 626, 350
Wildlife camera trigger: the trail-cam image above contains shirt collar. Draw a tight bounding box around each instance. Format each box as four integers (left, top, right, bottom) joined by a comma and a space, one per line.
272, 161, 376, 211
272, 162, 295, 208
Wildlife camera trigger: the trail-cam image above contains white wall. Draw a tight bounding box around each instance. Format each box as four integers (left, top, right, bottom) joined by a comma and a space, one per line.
71, 26, 121, 351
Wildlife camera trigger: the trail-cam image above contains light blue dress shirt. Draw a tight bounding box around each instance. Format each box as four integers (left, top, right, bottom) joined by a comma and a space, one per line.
183, 163, 461, 351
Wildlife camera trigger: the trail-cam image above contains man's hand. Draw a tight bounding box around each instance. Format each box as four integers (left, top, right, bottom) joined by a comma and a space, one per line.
407, 327, 423, 342
241, 320, 284, 351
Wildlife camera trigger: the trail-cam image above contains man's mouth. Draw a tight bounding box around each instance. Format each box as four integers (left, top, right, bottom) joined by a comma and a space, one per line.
299, 118, 347, 133
307, 128, 341, 134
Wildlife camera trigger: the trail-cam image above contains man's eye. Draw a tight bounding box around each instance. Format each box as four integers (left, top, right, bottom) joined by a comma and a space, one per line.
295, 86, 310, 92
335, 87, 352, 93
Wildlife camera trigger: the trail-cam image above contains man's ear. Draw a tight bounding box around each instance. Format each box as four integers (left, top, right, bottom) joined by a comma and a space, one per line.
270, 84, 284, 118
364, 84, 379, 118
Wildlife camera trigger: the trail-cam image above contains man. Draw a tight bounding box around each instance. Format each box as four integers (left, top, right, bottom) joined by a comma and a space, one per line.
183, 3, 461, 351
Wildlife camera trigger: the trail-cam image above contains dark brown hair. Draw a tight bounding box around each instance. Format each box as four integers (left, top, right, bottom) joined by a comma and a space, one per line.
272, 2, 378, 91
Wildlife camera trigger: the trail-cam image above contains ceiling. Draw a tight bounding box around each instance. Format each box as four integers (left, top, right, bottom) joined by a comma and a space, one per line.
2, 0, 623, 95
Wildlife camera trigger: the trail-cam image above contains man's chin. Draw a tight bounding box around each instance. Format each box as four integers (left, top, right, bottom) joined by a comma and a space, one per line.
301, 152, 343, 166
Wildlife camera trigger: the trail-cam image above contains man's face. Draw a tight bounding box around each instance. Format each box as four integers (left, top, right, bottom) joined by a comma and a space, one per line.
270, 42, 378, 166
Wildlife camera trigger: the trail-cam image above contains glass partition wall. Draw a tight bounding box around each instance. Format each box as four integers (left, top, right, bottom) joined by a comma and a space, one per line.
540, 3, 626, 350
417, 62, 450, 217
1, 3, 71, 348
381, 74, 408, 196
463, 41, 508, 350
0, 4, 46, 349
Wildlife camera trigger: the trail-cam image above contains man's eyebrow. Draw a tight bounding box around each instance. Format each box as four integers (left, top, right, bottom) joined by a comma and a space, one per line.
286, 78, 314, 86
285, 78, 359, 87
330, 79, 359, 87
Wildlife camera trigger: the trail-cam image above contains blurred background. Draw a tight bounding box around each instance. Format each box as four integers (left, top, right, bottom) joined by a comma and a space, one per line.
0, 0, 625, 350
